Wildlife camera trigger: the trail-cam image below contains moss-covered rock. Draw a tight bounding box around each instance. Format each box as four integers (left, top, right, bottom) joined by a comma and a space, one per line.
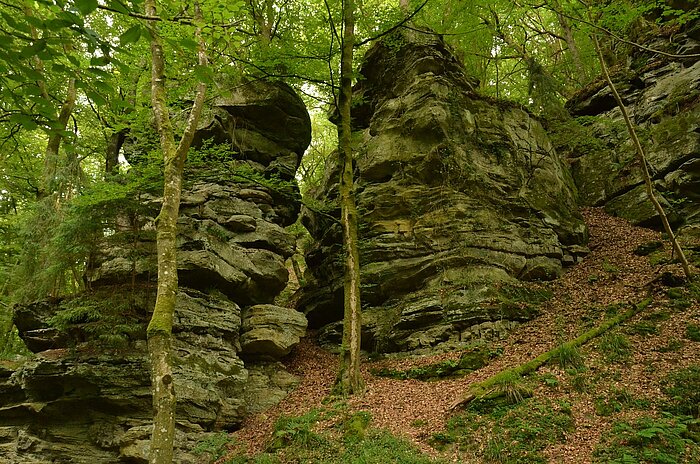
299, 30, 587, 353
559, 26, 700, 244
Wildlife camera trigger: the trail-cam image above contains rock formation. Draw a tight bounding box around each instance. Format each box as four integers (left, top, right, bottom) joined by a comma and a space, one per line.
560, 20, 700, 258
0, 80, 311, 463
299, 31, 588, 352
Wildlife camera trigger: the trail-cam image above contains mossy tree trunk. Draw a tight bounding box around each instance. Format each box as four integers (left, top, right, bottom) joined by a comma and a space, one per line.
451, 298, 652, 409
144, 1, 208, 463
336, 0, 364, 396
591, 33, 692, 280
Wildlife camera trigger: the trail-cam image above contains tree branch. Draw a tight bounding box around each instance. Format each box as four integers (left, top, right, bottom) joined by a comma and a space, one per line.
354, 0, 429, 47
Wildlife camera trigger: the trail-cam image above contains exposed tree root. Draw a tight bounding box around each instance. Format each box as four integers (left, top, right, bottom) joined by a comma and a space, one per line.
450, 297, 652, 410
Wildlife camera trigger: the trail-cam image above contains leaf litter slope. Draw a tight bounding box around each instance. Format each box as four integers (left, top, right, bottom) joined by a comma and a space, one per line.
230, 207, 699, 462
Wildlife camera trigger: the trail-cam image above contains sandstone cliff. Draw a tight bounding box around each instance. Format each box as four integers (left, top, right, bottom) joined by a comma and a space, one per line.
299, 31, 588, 352
0, 80, 311, 463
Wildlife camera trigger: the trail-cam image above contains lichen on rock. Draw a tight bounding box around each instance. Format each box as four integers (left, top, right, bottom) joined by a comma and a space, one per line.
2, 80, 311, 463
299, 30, 588, 353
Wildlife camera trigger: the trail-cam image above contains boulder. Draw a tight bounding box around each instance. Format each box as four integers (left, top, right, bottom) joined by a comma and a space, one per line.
299, 30, 587, 352
240, 305, 308, 358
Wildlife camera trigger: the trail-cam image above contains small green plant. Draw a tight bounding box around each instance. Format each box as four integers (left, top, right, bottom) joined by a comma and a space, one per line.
193, 432, 234, 462
268, 410, 325, 451
444, 398, 572, 462
551, 344, 584, 369
540, 373, 559, 388
411, 419, 426, 427
493, 372, 533, 404
626, 322, 658, 336
686, 324, 700, 342
643, 311, 671, 322
662, 366, 700, 418
598, 333, 632, 363
594, 388, 649, 417
593, 413, 700, 463
341, 411, 372, 443
602, 259, 619, 275
588, 274, 600, 284
657, 338, 685, 352
569, 372, 589, 392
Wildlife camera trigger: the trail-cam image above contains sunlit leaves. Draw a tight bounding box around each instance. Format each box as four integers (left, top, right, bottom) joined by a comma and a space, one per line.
73, 0, 99, 16
119, 25, 142, 45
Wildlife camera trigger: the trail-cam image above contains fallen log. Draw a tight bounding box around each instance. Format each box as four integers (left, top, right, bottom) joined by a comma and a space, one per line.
450, 298, 652, 410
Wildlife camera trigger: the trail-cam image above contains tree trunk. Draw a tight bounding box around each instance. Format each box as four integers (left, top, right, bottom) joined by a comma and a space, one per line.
144, 1, 208, 462
24, 4, 77, 199
106, 128, 127, 175
591, 33, 692, 280
336, 0, 363, 396
551, 0, 586, 85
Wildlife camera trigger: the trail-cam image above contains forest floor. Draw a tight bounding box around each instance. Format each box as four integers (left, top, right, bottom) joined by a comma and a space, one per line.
221, 208, 700, 464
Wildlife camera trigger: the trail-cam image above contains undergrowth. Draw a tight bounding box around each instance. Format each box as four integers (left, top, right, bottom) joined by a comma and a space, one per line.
224, 407, 444, 464
437, 397, 572, 463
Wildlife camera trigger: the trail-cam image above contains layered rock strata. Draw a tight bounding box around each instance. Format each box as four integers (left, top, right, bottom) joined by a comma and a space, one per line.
300, 31, 588, 352
561, 20, 700, 256
0, 80, 311, 463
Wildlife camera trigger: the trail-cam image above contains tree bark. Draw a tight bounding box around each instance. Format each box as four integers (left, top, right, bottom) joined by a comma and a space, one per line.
24, 4, 77, 198
591, 33, 692, 280
144, 1, 208, 462
336, 0, 363, 395
551, 0, 586, 85
105, 128, 127, 175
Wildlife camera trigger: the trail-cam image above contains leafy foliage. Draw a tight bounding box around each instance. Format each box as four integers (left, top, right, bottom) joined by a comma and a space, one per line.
444, 398, 573, 463
594, 413, 700, 464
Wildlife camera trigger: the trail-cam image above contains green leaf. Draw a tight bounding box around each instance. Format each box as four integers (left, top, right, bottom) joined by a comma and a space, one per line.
86, 90, 107, 106
92, 80, 114, 95
1, 12, 29, 33
119, 25, 141, 46
9, 113, 38, 131
74, 0, 99, 15
193, 64, 214, 83
90, 55, 111, 66
106, 0, 131, 15
178, 38, 199, 50
19, 40, 47, 58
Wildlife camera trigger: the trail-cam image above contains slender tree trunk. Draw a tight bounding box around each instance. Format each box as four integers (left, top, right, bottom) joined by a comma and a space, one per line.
42, 78, 76, 197
24, 4, 77, 198
550, 0, 585, 84
144, 1, 208, 462
106, 129, 128, 175
336, 0, 364, 396
592, 34, 692, 279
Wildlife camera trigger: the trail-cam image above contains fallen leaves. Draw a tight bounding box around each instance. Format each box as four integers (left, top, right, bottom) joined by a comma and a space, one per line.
230, 207, 699, 463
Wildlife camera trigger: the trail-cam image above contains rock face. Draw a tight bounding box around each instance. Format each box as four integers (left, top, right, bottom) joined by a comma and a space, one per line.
560, 21, 700, 256
299, 31, 588, 352
1, 80, 311, 463
241, 305, 308, 359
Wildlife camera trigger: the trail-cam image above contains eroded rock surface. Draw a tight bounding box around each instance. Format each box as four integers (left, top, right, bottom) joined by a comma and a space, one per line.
560, 21, 700, 256
299, 31, 588, 352
1, 80, 311, 463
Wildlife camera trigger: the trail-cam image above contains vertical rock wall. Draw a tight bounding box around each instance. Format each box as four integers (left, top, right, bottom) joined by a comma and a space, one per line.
0, 81, 311, 463
300, 31, 588, 352
560, 20, 700, 259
